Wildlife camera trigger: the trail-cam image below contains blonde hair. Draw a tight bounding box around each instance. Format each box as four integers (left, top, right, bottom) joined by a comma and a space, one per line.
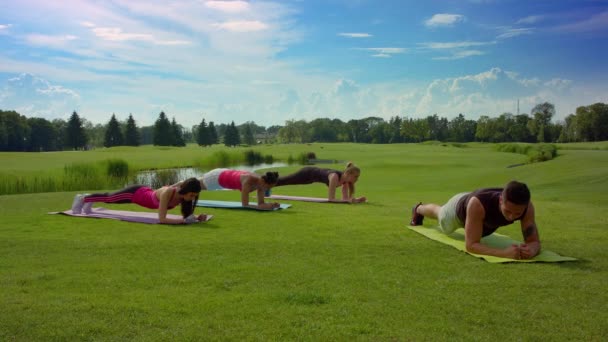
344, 162, 360, 176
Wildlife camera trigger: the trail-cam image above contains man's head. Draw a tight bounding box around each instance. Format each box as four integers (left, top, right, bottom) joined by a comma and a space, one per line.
500, 180, 530, 221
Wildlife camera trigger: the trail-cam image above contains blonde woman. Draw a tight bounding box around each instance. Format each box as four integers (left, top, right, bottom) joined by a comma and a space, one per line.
275, 162, 366, 203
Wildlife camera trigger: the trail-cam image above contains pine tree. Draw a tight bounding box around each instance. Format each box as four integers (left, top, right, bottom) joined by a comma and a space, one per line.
243, 124, 255, 145
171, 117, 186, 147
153, 111, 172, 146
208, 121, 218, 145
66, 111, 88, 150
104, 114, 124, 147
197, 118, 209, 146
224, 121, 240, 147
124, 114, 140, 146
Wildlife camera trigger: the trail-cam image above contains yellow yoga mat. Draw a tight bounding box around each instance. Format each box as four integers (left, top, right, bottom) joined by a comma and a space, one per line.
407, 226, 577, 263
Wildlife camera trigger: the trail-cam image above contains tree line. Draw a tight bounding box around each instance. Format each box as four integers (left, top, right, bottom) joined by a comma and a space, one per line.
1, 101, 606, 151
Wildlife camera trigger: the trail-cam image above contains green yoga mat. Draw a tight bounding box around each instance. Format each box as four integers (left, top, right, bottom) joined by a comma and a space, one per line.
407, 226, 577, 263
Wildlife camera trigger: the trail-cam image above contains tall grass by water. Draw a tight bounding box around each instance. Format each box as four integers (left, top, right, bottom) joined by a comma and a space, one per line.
0, 160, 129, 195
0, 147, 293, 195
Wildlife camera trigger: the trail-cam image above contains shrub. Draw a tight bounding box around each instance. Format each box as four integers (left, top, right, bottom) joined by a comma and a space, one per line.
106, 159, 129, 179
244, 150, 264, 165
207, 150, 241, 168
298, 152, 309, 165
263, 154, 274, 164
496, 143, 557, 164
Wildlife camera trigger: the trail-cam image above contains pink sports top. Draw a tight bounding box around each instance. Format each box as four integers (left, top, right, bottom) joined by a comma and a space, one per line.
132, 186, 178, 209
218, 170, 249, 190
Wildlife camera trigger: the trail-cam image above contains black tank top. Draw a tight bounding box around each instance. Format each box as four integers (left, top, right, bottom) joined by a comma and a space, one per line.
456, 188, 527, 237
276, 167, 342, 186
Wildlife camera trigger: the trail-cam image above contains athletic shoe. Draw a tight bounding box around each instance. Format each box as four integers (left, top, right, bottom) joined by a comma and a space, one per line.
82, 195, 93, 214
71, 194, 85, 214
410, 202, 424, 226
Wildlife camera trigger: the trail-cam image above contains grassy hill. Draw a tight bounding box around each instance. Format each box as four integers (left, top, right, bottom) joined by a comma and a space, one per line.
1, 143, 606, 340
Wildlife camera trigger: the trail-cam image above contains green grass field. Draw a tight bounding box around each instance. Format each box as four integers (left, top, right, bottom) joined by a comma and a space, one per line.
1, 143, 607, 340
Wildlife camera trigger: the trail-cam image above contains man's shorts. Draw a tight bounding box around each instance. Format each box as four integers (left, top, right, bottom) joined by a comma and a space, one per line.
438, 192, 468, 234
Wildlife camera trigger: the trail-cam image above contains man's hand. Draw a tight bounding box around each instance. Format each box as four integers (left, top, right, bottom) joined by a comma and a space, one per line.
197, 214, 207, 222
505, 244, 522, 259
518, 241, 540, 259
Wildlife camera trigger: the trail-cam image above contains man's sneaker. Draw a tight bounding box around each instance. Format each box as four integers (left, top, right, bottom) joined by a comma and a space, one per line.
71, 194, 85, 214
410, 202, 424, 226
82, 196, 93, 214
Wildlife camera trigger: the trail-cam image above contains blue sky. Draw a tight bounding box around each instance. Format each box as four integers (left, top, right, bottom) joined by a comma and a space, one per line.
1, 0, 607, 127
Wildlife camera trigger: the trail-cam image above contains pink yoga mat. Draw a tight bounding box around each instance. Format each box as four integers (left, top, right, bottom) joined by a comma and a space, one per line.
50, 207, 213, 224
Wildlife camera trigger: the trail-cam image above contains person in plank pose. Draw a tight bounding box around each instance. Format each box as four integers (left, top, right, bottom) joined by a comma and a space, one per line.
198, 168, 280, 210
274, 162, 366, 203
410, 180, 541, 260
71, 177, 206, 224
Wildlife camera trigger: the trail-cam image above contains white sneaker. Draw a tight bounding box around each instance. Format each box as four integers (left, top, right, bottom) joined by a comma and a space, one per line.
71, 194, 85, 214
82, 201, 93, 214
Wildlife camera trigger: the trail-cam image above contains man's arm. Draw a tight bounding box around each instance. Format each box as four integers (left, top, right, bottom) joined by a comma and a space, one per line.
519, 202, 541, 259
464, 197, 521, 259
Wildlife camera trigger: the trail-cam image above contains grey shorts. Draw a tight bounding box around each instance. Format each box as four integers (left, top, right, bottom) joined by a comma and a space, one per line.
201, 168, 228, 191
438, 192, 468, 234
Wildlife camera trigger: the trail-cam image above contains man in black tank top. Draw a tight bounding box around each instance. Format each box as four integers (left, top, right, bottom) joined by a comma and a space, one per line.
409, 180, 541, 260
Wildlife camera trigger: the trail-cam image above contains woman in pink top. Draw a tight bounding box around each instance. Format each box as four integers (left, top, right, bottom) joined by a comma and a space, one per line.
70, 177, 206, 224
199, 168, 280, 210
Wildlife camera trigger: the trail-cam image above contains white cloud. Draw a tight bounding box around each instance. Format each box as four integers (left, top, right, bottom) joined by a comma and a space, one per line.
425, 14, 465, 27
25, 34, 78, 48
212, 20, 269, 32
205, 0, 250, 13
0, 24, 12, 33
0, 73, 80, 119
418, 41, 495, 49
356, 47, 406, 58
433, 50, 485, 60
556, 11, 608, 32
497, 28, 533, 39
413, 68, 588, 119
516, 15, 544, 25
338, 32, 372, 38
92, 27, 153, 42
358, 47, 406, 54
418, 41, 494, 60
544, 78, 572, 90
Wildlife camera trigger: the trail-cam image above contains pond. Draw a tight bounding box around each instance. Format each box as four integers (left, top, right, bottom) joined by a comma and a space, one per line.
134, 162, 288, 189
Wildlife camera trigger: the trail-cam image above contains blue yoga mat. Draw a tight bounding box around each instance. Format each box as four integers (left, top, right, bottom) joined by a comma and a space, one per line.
196, 200, 291, 210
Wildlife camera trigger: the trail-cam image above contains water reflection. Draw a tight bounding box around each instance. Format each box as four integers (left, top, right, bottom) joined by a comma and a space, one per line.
134, 162, 288, 189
